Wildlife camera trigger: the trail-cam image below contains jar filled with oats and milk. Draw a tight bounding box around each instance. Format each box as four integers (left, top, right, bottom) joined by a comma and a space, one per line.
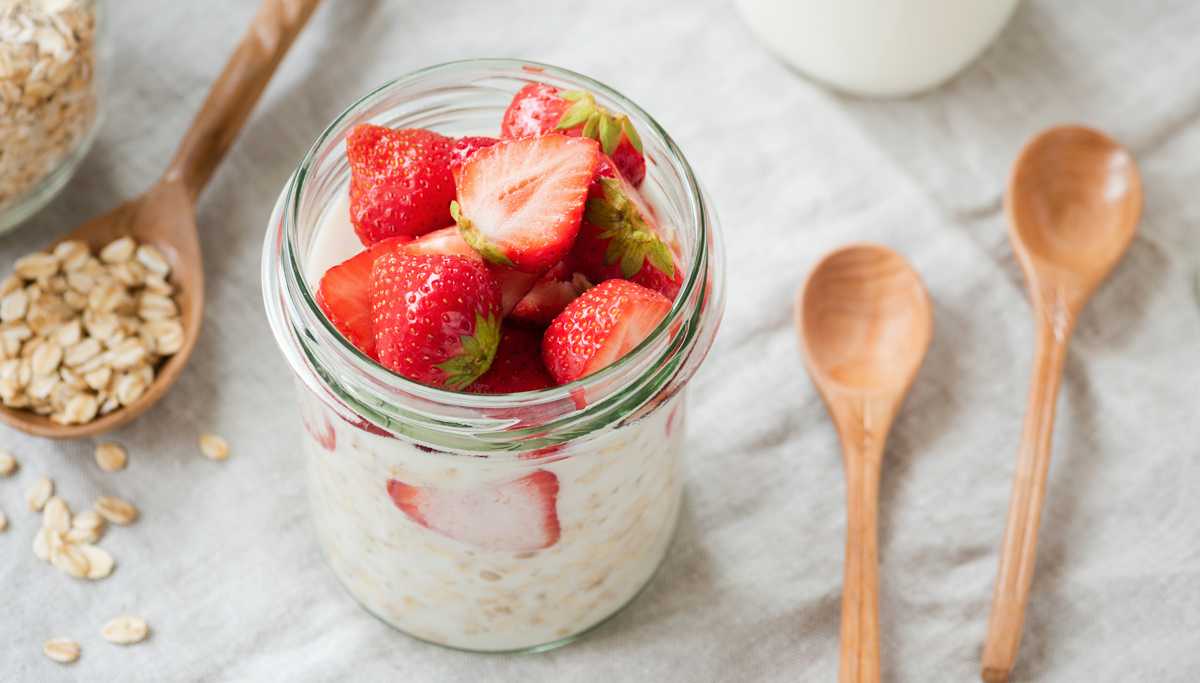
0, 0, 107, 233
262, 60, 726, 652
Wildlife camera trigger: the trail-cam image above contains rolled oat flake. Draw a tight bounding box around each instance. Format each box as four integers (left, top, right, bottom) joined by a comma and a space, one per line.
101, 616, 148, 645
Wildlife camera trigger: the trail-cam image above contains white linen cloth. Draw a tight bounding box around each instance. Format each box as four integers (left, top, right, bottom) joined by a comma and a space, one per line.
3, 0, 1199, 680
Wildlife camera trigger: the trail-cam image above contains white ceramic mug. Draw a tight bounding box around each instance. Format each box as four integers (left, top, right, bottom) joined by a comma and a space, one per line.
735, 0, 1020, 98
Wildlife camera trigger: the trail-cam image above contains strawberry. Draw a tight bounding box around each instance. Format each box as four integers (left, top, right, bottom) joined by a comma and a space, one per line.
451, 135, 599, 274
403, 225, 538, 315
566, 170, 684, 300
501, 82, 646, 187
370, 253, 502, 390
542, 279, 672, 384
346, 125, 456, 245
386, 470, 560, 551
315, 235, 412, 359
449, 136, 499, 183
465, 326, 555, 394
510, 262, 593, 329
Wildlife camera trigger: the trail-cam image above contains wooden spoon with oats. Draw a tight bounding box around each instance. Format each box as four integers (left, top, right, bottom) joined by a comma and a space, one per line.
0, 0, 324, 439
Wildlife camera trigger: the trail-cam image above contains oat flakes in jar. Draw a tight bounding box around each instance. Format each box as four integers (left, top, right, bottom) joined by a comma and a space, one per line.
0, 0, 107, 233
262, 60, 726, 653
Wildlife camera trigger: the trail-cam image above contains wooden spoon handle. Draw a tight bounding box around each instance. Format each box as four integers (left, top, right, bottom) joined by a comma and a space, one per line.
164, 0, 324, 202
982, 322, 1071, 682
840, 443, 884, 683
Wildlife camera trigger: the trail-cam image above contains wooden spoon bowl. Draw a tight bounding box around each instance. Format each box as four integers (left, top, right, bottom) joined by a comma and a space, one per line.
0, 0, 323, 439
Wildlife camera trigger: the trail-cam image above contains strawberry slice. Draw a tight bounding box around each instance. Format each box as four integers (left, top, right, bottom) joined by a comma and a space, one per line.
566, 163, 684, 300
465, 326, 556, 394
315, 235, 412, 359
347, 125, 456, 245
452, 135, 599, 274
370, 253, 502, 390
449, 136, 499, 183
386, 470, 560, 552
510, 262, 593, 329
542, 279, 672, 384
402, 225, 538, 315
501, 82, 646, 187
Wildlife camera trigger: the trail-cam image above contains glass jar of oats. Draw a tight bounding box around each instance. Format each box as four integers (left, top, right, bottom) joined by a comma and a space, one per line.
0, 0, 108, 234
262, 60, 727, 653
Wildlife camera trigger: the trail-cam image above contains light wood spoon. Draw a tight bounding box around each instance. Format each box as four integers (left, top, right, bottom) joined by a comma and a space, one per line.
0, 0, 324, 439
796, 244, 932, 683
981, 126, 1141, 682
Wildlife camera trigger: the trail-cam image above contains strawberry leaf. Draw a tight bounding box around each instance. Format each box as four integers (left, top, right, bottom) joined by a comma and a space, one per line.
621, 118, 644, 155
584, 177, 674, 280
556, 95, 597, 131
435, 311, 501, 390
581, 112, 601, 140
599, 114, 620, 156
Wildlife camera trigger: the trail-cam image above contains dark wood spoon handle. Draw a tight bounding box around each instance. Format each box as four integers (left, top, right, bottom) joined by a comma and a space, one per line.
164, 0, 324, 202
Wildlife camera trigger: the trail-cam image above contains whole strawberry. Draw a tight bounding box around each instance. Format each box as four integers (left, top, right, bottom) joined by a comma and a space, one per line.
501, 82, 647, 187
542, 279, 672, 384
370, 253, 502, 390
347, 124, 456, 245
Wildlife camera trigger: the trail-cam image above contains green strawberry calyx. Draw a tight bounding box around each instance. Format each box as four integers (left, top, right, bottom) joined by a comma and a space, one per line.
435, 311, 502, 390
451, 200, 516, 269
555, 90, 644, 157
584, 177, 675, 280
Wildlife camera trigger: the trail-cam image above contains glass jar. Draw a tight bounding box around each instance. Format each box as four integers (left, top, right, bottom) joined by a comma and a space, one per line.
0, 0, 108, 234
261, 59, 726, 653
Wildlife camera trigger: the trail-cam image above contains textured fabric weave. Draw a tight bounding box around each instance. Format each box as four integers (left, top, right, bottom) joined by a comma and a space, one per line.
2, 0, 1199, 680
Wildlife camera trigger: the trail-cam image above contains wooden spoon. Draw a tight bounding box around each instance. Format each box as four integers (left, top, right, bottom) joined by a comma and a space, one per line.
0, 0, 324, 439
796, 244, 932, 683
981, 126, 1141, 682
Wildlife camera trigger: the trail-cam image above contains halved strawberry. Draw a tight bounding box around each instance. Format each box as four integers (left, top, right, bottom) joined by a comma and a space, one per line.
347, 125, 456, 245
566, 169, 684, 300
386, 470, 560, 552
465, 326, 555, 394
510, 262, 593, 329
501, 82, 646, 187
315, 235, 412, 359
403, 225, 538, 315
452, 135, 599, 274
542, 279, 672, 384
370, 253, 502, 390
449, 136, 499, 183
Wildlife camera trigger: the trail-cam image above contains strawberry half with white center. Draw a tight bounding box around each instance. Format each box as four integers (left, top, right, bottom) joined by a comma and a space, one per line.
370, 253, 502, 390
542, 279, 672, 384
566, 167, 684, 300
347, 125, 456, 245
510, 262, 593, 329
465, 326, 556, 394
315, 235, 412, 360
452, 135, 599, 274
501, 82, 646, 187
386, 470, 560, 552
403, 225, 538, 315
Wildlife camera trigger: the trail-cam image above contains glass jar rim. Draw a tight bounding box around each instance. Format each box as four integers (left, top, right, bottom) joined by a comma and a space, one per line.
264, 59, 726, 452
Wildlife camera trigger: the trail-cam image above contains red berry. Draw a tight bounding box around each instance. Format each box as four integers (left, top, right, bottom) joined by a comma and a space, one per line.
509, 262, 592, 329
370, 253, 502, 390
542, 279, 672, 384
386, 470, 560, 551
565, 167, 683, 300
501, 82, 646, 187
452, 135, 599, 274
449, 136, 500, 183
315, 235, 412, 359
403, 225, 538, 315
465, 326, 556, 394
346, 125, 456, 245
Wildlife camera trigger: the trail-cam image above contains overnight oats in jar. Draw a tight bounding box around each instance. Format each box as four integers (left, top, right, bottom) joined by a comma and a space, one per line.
262, 60, 725, 653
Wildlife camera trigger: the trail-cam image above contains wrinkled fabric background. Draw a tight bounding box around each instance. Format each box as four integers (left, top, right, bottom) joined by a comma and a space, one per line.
3, 0, 1199, 680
